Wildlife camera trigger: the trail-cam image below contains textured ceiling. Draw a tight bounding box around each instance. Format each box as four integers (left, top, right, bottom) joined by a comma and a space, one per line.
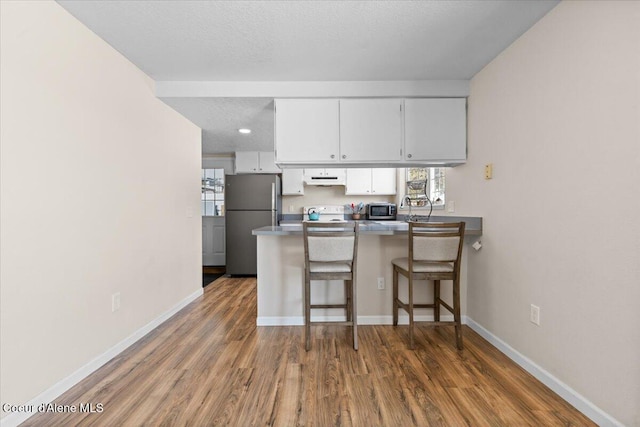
57, 0, 559, 154
162, 97, 276, 153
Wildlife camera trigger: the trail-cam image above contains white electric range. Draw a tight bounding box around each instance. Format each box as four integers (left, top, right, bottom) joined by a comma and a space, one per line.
302, 205, 347, 223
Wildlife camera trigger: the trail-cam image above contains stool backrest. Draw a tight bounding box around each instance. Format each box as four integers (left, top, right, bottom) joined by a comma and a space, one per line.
303, 222, 359, 264
409, 222, 465, 264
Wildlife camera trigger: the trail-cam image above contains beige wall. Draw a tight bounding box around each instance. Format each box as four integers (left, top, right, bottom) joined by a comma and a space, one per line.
447, 1, 640, 424
0, 0, 202, 414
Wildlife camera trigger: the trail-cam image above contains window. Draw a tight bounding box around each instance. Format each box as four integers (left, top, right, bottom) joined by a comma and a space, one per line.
405, 168, 445, 207
202, 169, 225, 216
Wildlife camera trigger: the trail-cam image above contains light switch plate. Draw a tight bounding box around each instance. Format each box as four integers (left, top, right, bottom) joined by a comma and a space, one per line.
484, 164, 493, 180
112, 292, 121, 312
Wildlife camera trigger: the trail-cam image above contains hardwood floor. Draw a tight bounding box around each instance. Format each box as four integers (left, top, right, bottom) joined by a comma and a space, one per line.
22, 277, 595, 426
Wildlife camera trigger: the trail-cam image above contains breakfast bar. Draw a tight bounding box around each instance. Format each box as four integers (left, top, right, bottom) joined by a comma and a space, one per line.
252, 217, 482, 326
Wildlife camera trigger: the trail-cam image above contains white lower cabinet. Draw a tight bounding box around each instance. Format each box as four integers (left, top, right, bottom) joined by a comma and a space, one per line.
282, 168, 304, 195
345, 168, 396, 195
203, 216, 225, 266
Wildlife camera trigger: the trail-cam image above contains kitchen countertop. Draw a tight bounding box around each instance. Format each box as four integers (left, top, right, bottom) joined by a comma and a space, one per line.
252, 216, 482, 236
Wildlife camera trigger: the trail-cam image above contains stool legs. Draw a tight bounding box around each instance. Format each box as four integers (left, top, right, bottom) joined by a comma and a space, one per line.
351, 279, 358, 350
304, 278, 358, 351
392, 266, 399, 326
344, 281, 352, 322
434, 280, 441, 322
304, 273, 311, 351
408, 274, 415, 350
453, 277, 463, 350
392, 271, 463, 351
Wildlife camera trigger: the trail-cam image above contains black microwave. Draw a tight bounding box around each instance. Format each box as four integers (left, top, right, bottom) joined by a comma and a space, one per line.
367, 203, 397, 220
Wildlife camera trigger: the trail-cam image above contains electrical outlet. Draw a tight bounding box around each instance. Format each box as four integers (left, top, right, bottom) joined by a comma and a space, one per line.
112, 292, 121, 312
530, 304, 540, 325
447, 201, 455, 213
377, 277, 385, 290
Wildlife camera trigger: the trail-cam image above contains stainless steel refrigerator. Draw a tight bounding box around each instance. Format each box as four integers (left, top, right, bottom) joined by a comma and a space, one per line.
225, 174, 281, 276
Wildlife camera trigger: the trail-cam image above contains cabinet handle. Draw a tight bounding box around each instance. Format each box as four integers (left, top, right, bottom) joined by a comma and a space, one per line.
407, 154, 412, 159
330, 154, 335, 159
342, 155, 347, 159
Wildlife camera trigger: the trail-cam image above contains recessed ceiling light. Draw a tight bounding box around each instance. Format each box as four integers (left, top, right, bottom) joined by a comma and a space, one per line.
238, 128, 251, 134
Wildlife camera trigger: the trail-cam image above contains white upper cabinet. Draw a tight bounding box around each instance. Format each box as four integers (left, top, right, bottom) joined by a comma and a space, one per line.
281, 168, 304, 195
371, 168, 397, 195
339, 99, 403, 162
404, 98, 467, 162
258, 152, 281, 173
235, 151, 281, 173
345, 168, 396, 195
275, 98, 466, 167
344, 168, 371, 194
274, 99, 340, 163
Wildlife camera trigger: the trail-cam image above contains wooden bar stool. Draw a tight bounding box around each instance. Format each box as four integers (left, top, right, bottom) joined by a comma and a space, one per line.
303, 222, 359, 351
392, 221, 465, 350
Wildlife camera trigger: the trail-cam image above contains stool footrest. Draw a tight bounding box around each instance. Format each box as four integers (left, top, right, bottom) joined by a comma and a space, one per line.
418, 321, 458, 326
395, 299, 455, 316
438, 300, 454, 314
309, 321, 355, 326
310, 304, 347, 309
396, 300, 435, 311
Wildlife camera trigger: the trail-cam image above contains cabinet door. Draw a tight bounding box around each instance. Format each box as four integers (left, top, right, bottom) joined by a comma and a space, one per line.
345, 168, 372, 195
258, 151, 281, 173
275, 99, 340, 163
339, 99, 403, 162
203, 216, 225, 266
371, 168, 397, 195
203, 218, 214, 263
282, 168, 304, 195
235, 152, 259, 173
211, 216, 226, 265
404, 98, 466, 161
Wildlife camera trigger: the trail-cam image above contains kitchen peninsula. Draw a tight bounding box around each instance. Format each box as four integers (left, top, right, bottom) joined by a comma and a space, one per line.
252, 217, 481, 326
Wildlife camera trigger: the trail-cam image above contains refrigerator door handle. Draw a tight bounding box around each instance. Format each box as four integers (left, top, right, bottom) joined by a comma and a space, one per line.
271, 182, 276, 226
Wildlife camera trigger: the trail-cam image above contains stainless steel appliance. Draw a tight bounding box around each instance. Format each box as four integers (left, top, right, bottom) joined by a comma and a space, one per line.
303, 205, 347, 222
367, 203, 397, 220
225, 174, 281, 275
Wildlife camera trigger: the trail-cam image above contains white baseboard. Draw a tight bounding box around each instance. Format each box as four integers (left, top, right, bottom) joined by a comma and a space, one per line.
257, 316, 303, 326
0, 289, 203, 427
465, 317, 623, 427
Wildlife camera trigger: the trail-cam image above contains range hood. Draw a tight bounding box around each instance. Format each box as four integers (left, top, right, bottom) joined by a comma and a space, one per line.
303, 169, 346, 186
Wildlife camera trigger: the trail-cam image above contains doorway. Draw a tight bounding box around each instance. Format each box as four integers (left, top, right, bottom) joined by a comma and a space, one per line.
202, 168, 226, 284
